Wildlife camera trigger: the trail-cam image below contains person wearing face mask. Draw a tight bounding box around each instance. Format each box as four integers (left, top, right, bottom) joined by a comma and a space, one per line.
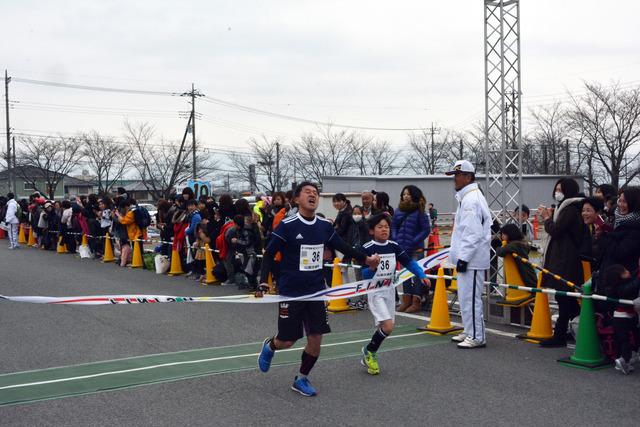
537, 177, 585, 347
343, 205, 370, 268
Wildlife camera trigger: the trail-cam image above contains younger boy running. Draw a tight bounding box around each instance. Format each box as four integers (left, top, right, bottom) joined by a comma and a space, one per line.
360, 214, 431, 375
256, 181, 380, 397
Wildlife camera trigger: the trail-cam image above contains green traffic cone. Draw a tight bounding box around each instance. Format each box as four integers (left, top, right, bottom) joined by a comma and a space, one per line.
558, 280, 611, 370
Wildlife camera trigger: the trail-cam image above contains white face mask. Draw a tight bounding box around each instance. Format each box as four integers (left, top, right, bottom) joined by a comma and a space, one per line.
554, 192, 564, 202
352, 215, 363, 222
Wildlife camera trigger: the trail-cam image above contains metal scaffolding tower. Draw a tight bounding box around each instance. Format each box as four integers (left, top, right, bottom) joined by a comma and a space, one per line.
484, 0, 524, 321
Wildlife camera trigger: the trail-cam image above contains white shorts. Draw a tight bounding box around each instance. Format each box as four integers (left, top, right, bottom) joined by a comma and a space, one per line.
367, 287, 396, 325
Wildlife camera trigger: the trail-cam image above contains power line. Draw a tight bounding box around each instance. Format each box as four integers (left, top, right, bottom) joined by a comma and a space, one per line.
6, 130, 260, 159
11, 75, 431, 132
201, 96, 429, 131
12, 77, 179, 96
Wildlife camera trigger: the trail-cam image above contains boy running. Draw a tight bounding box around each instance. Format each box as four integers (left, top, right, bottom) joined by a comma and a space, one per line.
360, 214, 431, 375
256, 181, 380, 396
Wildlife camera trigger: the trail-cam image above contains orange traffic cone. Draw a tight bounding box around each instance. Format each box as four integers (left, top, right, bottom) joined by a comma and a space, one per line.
426, 233, 437, 256
496, 245, 534, 307
18, 225, 27, 244
327, 258, 354, 313
418, 267, 463, 335
102, 233, 115, 263
168, 248, 184, 276
582, 260, 592, 282
447, 268, 458, 293
516, 274, 553, 343
81, 233, 89, 247
27, 227, 37, 246
203, 244, 218, 284
130, 239, 144, 268
267, 272, 277, 295
57, 235, 68, 253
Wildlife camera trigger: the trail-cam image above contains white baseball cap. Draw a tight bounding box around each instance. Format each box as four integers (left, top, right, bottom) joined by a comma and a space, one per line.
445, 160, 475, 175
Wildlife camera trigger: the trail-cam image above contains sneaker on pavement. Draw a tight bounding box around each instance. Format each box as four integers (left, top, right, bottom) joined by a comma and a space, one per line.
457, 336, 486, 349
615, 357, 634, 375
291, 376, 317, 396
360, 346, 380, 375
257, 338, 275, 373
451, 332, 468, 343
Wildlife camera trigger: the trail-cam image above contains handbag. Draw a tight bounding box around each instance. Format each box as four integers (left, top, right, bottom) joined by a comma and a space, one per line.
154, 255, 170, 274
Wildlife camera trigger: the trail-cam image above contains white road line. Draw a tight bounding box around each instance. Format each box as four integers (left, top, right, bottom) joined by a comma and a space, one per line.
395, 312, 518, 338
0, 331, 428, 391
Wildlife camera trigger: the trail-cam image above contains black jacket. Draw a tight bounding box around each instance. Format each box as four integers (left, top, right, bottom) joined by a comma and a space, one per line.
334, 206, 353, 241
542, 197, 586, 290
596, 216, 640, 294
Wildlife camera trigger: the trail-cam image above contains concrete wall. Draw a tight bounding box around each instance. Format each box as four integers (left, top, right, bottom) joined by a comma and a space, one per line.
320, 174, 584, 218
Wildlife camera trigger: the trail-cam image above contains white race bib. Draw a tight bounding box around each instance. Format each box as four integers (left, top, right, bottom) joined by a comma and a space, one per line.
299, 244, 323, 271
374, 253, 396, 281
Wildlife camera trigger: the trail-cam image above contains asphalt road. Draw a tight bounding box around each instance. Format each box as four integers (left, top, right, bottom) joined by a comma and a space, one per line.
1, 244, 639, 426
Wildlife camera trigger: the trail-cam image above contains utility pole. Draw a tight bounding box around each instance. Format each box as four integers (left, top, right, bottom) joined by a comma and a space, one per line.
181, 84, 203, 180
428, 122, 441, 174
275, 140, 281, 192
12, 136, 15, 191
5, 70, 12, 193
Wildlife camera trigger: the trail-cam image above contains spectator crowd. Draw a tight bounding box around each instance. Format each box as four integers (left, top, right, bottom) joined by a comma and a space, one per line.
1, 176, 640, 373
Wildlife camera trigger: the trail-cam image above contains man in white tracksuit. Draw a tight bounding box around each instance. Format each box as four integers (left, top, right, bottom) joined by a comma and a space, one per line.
445, 161, 492, 349
5, 192, 21, 249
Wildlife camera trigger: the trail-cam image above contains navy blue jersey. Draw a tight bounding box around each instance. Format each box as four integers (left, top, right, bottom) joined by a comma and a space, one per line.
361, 239, 426, 281
267, 213, 344, 296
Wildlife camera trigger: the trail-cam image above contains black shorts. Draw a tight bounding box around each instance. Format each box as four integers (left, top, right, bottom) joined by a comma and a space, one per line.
276, 300, 331, 342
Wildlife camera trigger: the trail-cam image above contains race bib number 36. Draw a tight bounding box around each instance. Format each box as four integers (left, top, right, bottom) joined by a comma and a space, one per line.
374, 253, 396, 281
300, 244, 323, 271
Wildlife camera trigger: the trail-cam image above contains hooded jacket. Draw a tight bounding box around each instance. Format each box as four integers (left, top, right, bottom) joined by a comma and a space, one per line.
448, 182, 492, 270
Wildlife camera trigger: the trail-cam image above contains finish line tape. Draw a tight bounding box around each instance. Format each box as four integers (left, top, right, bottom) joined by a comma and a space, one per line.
0, 250, 450, 306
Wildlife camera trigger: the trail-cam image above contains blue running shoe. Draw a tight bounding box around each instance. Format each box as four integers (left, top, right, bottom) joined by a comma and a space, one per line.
258, 338, 275, 372
291, 376, 317, 397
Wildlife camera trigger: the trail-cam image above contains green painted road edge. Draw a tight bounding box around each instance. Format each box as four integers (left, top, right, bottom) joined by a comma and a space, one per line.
0, 325, 449, 407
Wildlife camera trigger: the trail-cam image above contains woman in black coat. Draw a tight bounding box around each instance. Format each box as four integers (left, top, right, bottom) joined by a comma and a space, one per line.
332, 193, 353, 242
538, 178, 585, 347
596, 186, 640, 296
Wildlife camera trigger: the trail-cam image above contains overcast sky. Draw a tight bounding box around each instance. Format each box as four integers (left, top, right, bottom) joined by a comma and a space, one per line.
2, 0, 640, 168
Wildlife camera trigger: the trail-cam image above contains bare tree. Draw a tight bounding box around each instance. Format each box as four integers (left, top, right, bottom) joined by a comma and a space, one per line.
529, 102, 572, 175
407, 128, 456, 174
124, 121, 215, 200
290, 124, 358, 185
351, 137, 400, 175
79, 131, 132, 195
228, 135, 291, 194
568, 82, 640, 189
15, 135, 83, 199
